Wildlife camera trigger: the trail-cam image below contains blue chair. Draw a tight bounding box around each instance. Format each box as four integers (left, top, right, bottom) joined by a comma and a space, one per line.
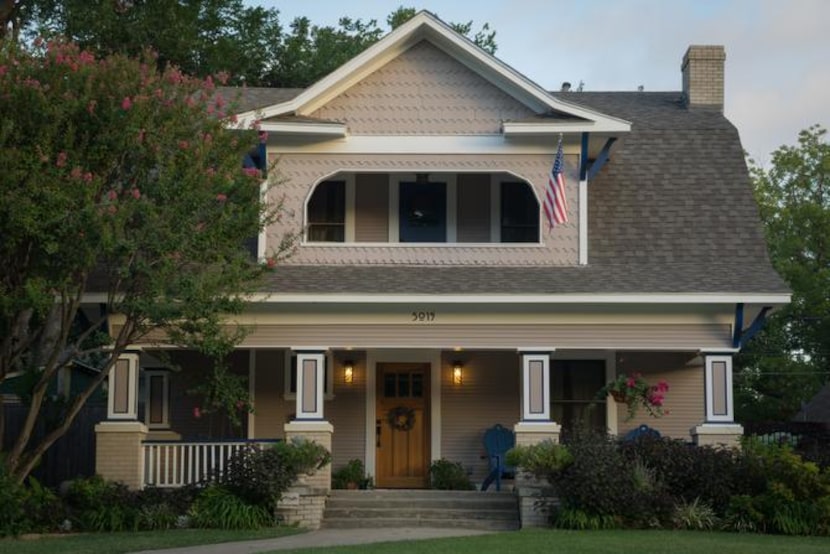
624, 424, 661, 442
480, 424, 515, 491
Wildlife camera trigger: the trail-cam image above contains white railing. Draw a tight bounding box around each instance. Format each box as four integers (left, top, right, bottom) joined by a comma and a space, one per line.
143, 440, 278, 488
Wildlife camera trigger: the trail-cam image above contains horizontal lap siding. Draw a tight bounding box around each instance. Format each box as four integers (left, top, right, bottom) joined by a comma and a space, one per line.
456, 174, 491, 242
355, 174, 389, 242
616, 351, 704, 439
252, 349, 290, 439
327, 352, 367, 468
440, 351, 520, 484
234, 323, 731, 350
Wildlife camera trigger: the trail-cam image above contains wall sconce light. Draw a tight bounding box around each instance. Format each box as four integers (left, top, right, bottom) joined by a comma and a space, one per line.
343, 361, 354, 385
452, 361, 463, 385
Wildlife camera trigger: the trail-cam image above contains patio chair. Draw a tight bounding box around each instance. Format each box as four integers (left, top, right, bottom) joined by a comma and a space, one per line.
623, 424, 661, 442
480, 424, 515, 491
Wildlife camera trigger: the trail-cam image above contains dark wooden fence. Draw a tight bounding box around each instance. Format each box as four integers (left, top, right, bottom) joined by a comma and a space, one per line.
2, 401, 106, 486
743, 421, 830, 467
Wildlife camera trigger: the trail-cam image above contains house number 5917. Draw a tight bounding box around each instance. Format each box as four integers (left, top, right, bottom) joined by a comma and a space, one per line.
411, 311, 435, 322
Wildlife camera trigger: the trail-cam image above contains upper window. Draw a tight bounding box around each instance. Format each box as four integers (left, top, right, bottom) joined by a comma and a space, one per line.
500, 181, 539, 242
307, 180, 345, 242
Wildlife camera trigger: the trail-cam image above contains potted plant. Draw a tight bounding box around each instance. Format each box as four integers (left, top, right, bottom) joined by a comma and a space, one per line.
332, 459, 372, 490
597, 373, 669, 420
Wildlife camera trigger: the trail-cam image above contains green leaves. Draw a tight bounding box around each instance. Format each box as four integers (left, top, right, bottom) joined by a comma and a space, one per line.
739, 125, 830, 421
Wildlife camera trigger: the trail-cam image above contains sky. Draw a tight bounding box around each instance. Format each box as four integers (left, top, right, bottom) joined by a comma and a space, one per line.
252, 0, 829, 165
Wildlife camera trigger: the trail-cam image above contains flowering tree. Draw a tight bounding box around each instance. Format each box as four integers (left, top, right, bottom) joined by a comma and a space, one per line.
0, 40, 292, 482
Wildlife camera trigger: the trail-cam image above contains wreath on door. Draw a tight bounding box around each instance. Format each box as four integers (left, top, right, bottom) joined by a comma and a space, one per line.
387, 406, 416, 431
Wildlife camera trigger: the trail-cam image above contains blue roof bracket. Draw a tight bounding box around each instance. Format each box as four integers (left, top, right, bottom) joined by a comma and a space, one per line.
579, 132, 590, 180
587, 137, 617, 181
732, 303, 773, 348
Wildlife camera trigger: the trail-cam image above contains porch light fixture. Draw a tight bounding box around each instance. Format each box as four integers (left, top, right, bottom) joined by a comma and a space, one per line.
343, 361, 354, 385
452, 361, 463, 385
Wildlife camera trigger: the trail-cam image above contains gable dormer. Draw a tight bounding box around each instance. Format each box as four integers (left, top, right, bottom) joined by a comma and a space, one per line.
238, 11, 629, 267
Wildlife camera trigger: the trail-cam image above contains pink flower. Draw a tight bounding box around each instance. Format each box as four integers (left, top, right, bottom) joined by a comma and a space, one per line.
70, 166, 82, 180
131, 188, 141, 199
203, 132, 212, 144
83, 172, 93, 183
56, 152, 67, 167
626, 377, 636, 388
178, 140, 189, 150
193, 407, 201, 419
108, 189, 117, 201
266, 257, 276, 269
121, 96, 132, 111
216, 193, 227, 202
87, 100, 97, 115
656, 380, 669, 393
0, 65, 6, 77
137, 129, 145, 143
243, 167, 259, 177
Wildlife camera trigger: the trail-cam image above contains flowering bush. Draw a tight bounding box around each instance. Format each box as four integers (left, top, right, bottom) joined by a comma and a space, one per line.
598, 373, 669, 420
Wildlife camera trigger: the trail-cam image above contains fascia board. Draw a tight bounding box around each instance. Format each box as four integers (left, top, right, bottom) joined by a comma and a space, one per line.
503, 120, 632, 135
259, 121, 347, 137
233, 11, 631, 134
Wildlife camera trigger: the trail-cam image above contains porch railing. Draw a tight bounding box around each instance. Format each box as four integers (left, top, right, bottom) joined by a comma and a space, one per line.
143, 439, 279, 488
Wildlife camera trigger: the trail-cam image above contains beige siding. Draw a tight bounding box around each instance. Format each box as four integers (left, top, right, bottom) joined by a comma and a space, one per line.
327, 352, 367, 469
456, 174, 491, 242
232, 323, 732, 351
616, 352, 705, 440
270, 153, 579, 266
354, 174, 389, 242
308, 41, 534, 135
252, 349, 290, 439
440, 351, 520, 483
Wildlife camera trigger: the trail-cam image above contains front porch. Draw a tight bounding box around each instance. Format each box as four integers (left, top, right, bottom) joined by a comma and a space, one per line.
95, 346, 741, 491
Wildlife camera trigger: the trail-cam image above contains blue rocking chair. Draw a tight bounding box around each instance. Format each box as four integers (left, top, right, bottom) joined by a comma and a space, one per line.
480, 424, 515, 491
623, 424, 661, 442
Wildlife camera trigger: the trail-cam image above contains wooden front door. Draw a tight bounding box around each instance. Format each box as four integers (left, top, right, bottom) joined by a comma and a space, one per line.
376, 363, 430, 488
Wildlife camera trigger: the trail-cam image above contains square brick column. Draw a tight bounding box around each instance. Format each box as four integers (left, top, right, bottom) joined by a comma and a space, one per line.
284, 421, 334, 492
94, 421, 148, 489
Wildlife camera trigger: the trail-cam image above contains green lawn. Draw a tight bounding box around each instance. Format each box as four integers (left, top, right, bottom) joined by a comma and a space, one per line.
284, 529, 830, 554
0, 526, 303, 554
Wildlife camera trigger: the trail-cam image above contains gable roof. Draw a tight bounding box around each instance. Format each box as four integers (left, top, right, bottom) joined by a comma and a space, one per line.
233, 11, 630, 135
260, 90, 789, 300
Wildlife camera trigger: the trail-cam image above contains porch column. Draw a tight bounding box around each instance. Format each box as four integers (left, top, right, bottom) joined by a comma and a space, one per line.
284, 350, 333, 492
514, 351, 561, 445
691, 354, 743, 448
95, 353, 147, 489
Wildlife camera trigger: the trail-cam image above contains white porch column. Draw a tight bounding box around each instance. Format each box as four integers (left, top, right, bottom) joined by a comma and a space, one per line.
284, 349, 333, 492
514, 351, 561, 445
96, 353, 147, 489
691, 354, 743, 448
294, 351, 326, 420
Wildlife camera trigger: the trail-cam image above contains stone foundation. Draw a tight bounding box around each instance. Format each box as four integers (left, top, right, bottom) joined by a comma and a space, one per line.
691, 424, 744, 448
276, 485, 328, 530
512, 421, 561, 527
94, 421, 148, 490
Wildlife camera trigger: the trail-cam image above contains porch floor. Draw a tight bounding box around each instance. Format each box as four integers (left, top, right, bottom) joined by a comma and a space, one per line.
322, 489, 520, 531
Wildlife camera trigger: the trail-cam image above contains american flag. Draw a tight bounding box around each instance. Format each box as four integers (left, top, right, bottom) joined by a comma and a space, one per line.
543, 137, 569, 229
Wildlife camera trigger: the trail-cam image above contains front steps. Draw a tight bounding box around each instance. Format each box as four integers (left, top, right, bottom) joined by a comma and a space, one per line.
323, 489, 520, 531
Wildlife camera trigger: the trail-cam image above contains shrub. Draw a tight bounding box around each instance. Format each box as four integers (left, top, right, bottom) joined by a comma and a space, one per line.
553, 507, 618, 530
505, 441, 573, 479
332, 459, 372, 489
219, 439, 331, 511
429, 459, 475, 490
672, 497, 718, 530
188, 485, 271, 530
21, 477, 65, 533
136, 502, 179, 530
0, 464, 28, 537
64, 476, 138, 532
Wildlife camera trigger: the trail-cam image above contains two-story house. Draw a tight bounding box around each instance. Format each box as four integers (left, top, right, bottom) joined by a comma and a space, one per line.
94, 12, 789, 496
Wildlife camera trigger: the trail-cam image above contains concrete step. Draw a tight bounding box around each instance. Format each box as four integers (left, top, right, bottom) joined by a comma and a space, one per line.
322, 489, 520, 531
322, 516, 520, 531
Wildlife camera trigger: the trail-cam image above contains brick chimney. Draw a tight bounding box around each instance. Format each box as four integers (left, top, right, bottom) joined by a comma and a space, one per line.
681, 45, 726, 111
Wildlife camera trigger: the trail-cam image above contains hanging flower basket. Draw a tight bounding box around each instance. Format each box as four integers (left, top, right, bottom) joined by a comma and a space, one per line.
597, 373, 670, 421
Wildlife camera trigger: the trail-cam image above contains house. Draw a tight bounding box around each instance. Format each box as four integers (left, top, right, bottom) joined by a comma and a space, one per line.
91, 11, 789, 500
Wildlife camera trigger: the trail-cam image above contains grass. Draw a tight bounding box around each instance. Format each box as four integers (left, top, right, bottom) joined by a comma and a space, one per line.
282, 528, 830, 554
0, 526, 303, 554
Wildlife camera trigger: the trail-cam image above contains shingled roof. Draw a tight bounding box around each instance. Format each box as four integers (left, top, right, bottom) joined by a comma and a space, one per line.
257, 89, 787, 296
